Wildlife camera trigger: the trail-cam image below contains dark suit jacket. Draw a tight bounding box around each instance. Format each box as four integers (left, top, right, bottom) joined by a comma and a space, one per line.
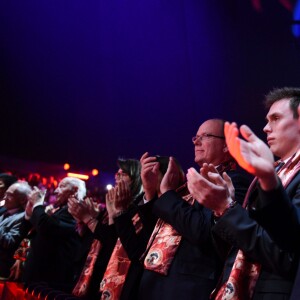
137, 170, 249, 300
46, 210, 118, 300
87, 217, 118, 300
212, 175, 300, 300
0, 210, 25, 278
113, 196, 158, 300
249, 172, 300, 252
248, 171, 300, 300
22, 205, 81, 292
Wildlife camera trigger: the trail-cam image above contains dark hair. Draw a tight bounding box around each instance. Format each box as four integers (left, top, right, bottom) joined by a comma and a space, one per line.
0, 173, 18, 189
117, 158, 143, 200
265, 87, 300, 118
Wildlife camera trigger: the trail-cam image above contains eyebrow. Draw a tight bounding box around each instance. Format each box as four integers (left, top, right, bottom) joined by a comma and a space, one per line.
266, 112, 281, 121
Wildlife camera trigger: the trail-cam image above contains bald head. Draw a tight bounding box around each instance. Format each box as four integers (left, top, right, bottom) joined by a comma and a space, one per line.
4, 182, 32, 210
193, 119, 231, 166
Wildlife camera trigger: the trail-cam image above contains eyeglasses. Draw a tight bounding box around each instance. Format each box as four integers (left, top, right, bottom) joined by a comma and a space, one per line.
192, 133, 225, 143
115, 172, 130, 179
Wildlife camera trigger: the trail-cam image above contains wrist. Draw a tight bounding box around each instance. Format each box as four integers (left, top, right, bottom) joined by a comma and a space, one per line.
83, 215, 95, 225
258, 173, 279, 191
85, 217, 98, 232
160, 187, 173, 195
112, 209, 127, 219
32, 202, 43, 210
144, 190, 156, 201
213, 198, 236, 218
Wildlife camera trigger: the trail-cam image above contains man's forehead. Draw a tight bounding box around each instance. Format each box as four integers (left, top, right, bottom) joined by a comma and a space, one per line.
5, 189, 14, 195
6, 184, 19, 193
60, 178, 70, 186
197, 121, 222, 133
266, 99, 291, 117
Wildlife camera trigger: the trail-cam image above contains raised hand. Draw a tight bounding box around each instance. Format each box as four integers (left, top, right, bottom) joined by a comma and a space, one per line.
29, 186, 47, 206
187, 167, 232, 215
105, 188, 117, 224
160, 157, 184, 194
114, 179, 132, 211
68, 196, 91, 223
200, 164, 235, 200
85, 197, 100, 219
225, 122, 277, 190
140, 152, 160, 200
25, 187, 47, 219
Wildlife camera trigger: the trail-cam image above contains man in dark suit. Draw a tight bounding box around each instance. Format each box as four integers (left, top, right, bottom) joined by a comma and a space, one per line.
0, 181, 31, 279
138, 119, 249, 300
187, 88, 300, 299
223, 87, 300, 299
22, 177, 86, 292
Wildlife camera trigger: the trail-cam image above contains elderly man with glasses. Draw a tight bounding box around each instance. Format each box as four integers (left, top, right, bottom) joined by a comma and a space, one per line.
138, 118, 249, 300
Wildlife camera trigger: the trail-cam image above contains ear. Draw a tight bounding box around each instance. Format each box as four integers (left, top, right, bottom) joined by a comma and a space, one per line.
20, 197, 28, 208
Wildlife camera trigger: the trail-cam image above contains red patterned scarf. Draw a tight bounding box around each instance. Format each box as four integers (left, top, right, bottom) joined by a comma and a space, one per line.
72, 210, 108, 297
143, 193, 193, 275
143, 160, 236, 276
100, 213, 143, 300
72, 239, 102, 297
213, 150, 300, 300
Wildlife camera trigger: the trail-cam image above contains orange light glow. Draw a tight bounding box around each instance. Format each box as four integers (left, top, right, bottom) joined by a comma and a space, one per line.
64, 163, 70, 170
67, 172, 89, 180
92, 169, 99, 176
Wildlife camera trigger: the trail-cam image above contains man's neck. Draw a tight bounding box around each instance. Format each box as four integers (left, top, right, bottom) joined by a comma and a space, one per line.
6, 207, 22, 215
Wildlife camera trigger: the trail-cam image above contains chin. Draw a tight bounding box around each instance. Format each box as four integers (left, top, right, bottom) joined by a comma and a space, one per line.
269, 146, 279, 157
195, 156, 202, 164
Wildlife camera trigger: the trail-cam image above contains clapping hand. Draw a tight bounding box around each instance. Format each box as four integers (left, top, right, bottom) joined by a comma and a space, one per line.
114, 180, 132, 211
105, 188, 117, 224
160, 157, 185, 194
225, 122, 277, 190
68, 195, 91, 223
201, 163, 235, 200
140, 152, 160, 200
187, 166, 233, 215
105, 179, 132, 224
25, 187, 47, 219
84, 197, 100, 219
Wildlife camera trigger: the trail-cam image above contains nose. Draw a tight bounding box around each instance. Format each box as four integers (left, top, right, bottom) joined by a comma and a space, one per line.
193, 137, 202, 145
54, 187, 59, 194
263, 122, 271, 133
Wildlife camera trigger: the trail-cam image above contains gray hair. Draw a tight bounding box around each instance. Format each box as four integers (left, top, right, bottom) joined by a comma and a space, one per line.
64, 177, 86, 200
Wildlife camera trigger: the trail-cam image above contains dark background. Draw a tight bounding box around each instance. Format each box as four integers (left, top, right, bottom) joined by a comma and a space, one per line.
1, 0, 300, 184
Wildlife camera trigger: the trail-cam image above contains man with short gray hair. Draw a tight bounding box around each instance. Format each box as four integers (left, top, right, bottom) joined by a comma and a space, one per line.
22, 177, 86, 292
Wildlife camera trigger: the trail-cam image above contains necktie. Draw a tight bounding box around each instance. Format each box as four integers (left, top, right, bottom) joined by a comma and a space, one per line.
275, 161, 285, 172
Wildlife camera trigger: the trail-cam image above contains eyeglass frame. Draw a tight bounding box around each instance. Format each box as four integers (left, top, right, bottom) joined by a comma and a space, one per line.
115, 171, 130, 179
192, 133, 225, 143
